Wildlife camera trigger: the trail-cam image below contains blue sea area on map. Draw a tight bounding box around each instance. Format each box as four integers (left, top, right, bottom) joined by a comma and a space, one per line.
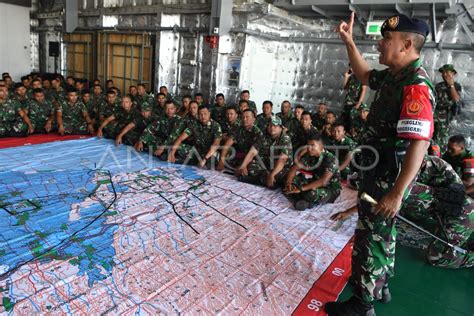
0, 138, 202, 286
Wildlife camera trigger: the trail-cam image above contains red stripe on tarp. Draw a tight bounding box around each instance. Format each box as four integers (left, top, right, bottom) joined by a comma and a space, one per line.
0, 134, 92, 149
293, 238, 354, 316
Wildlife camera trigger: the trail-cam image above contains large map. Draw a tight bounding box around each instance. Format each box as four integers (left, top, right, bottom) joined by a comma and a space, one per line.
0, 138, 357, 314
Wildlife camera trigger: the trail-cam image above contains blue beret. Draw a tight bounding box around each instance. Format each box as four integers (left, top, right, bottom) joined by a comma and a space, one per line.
381, 14, 430, 37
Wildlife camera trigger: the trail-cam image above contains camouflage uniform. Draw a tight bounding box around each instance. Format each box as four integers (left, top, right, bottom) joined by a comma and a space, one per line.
26, 99, 55, 133
225, 124, 263, 167
353, 59, 435, 303
126, 113, 155, 146
98, 100, 120, 124
135, 94, 155, 113
47, 87, 65, 103
103, 106, 141, 139
350, 116, 368, 143
89, 94, 104, 122
292, 125, 319, 154
434, 81, 462, 152
255, 113, 272, 132
221, 118, 240, 139
442, 150, 474, 183
327, 136, 357, 179
401, 156, 473, 268
247, 100, 257, 113
57, 100, 89, 135
246, 131, 293, 187
287, 150, 342, 205
139, 115, 182, 152
210, 104, 227, 126
343, 74, 363, 129
0, 98, 28, 136
175, 119, 222, 165
311, 112, 326, 130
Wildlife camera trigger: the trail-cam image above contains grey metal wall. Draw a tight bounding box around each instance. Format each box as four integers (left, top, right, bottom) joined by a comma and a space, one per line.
32, 1, 472, 140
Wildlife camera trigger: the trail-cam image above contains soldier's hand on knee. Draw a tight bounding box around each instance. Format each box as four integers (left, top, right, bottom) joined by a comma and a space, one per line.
216, 160, 225, 172
58, 126, 65, 136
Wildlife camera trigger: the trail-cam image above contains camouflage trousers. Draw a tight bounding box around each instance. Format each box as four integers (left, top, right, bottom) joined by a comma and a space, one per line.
0, 120, 29, 137
433, 121, 450, 153
352, 149, 400, 303
174, 144, 218, 168
401, 183, 474, 269
62, 120, 89, 135
245, 158, 289, 189
286, 173, 340, 205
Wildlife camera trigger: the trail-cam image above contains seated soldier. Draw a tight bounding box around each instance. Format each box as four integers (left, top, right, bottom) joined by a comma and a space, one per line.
256, 100, 274, 132
57, 88, 94, 135
292, 110, 318, 154
194, 93, 206, 106
221, 106, 240, 142
116, 102, 155, 147
177, 95, 192, 117
311, 102, 327, 130
238, 100, 249, 115
328, 122, 357, 179
49, 76, 65, 103
349, 101, 367, 129
236, 116, 292, 189
0, 85, 33, 137
168, 105, 222, 168
284, 131, 341, 210
350, 103, 369, 142
277, 100, 298, 133
14, 83, 29, 109
27, 88, 55, 133
217, 109, 263, 171
211, 93, 227, 126
81, 89, 95, 124
442, 135, 474, 195
135, 84, 155, 112
320, 111, 336, 144
97, 90, 120, 126
331, 155, 473, 269
239, 90, 257, 113
129, 85, 138, 104
137, 101, 182, 158
169, 100, 200, 148
97, 95, 140, 139
286, 105, 304, 143
155, 92, 167, 117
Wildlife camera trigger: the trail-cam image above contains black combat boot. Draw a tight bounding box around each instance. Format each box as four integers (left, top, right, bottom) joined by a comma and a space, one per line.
325, 296, 376, 316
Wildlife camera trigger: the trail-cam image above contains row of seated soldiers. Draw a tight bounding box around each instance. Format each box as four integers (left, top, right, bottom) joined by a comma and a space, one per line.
1, 74, 472, 268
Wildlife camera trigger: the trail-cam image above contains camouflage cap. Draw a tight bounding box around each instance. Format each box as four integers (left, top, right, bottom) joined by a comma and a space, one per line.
438, 64, 457, 74
270, 115, 283, 126
381, 14, 430, 37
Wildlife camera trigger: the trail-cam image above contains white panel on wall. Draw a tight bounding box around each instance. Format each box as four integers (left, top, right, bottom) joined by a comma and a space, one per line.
0, 3, 31, 81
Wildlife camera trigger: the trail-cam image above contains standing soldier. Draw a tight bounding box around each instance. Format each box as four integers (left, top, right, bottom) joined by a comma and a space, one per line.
434, 64, 463, 152
57, 88, 95, 135
236, 116, 293, 189
342, 64, 368, 130
325, 13, 434, 316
